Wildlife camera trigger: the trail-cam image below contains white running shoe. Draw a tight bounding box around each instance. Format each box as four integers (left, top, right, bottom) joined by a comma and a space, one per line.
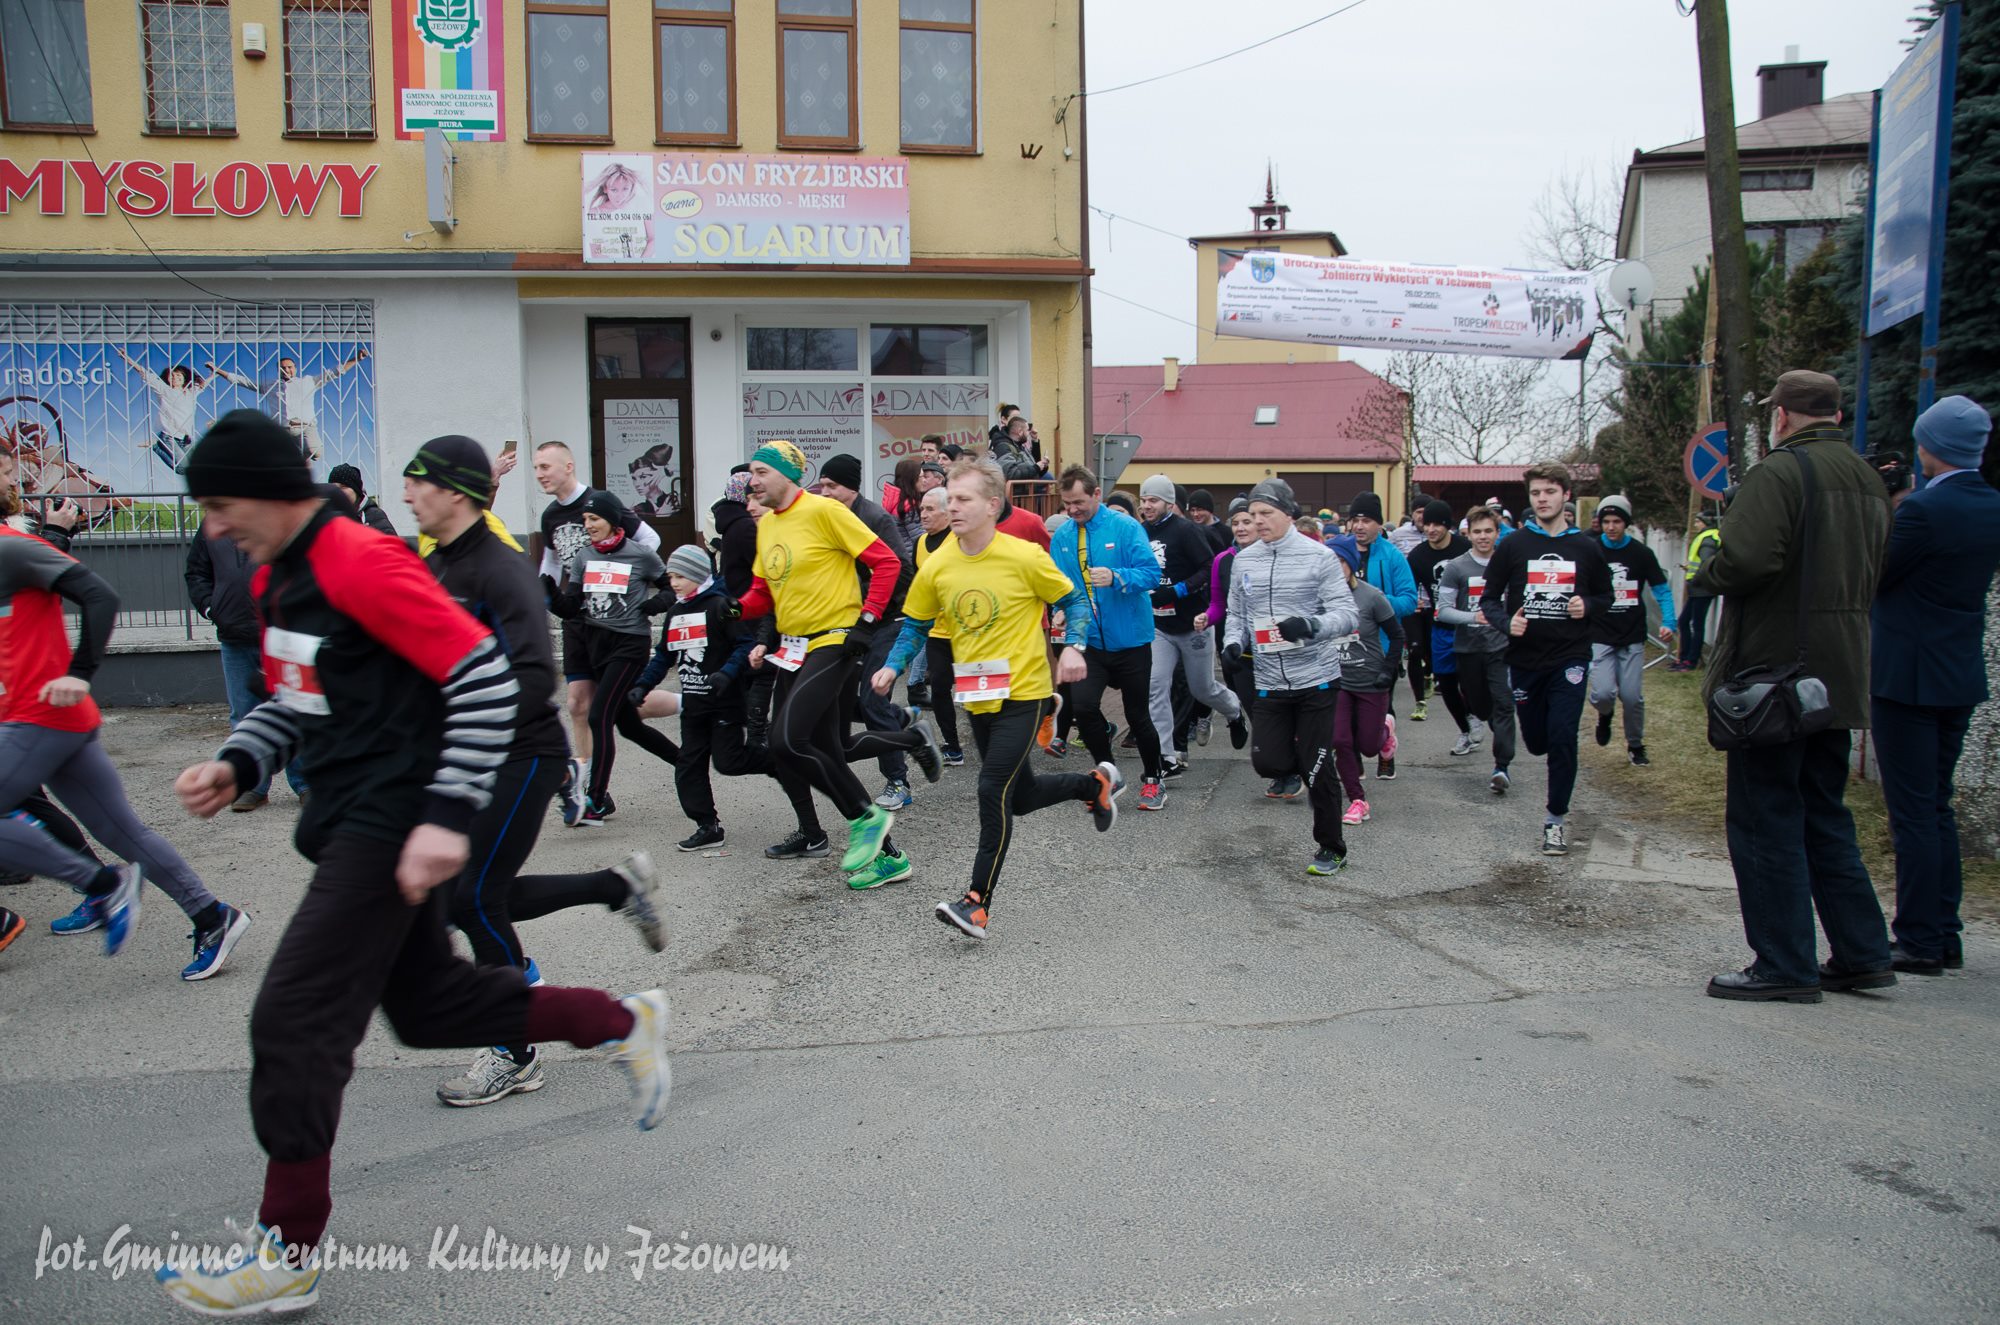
607, 990, 673, 1130
437, 1047, 545, 1107
156, 1218, 320, 1316
614, 851, 667, 953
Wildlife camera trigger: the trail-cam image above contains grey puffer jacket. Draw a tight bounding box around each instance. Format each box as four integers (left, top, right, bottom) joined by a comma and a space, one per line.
1225, 527, 1359, 691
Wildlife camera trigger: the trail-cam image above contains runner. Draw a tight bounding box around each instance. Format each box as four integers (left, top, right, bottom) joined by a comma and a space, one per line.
1325, 535, 1406, 826
1139, 474, 1247, 782
1406, 500, 1473, 747
1344, 492, 1417, 778
1590, 494, 1676, 765
712, 469, 777, 751
1223, 479, 1359, 875
872, 459, 1119, 939
1049, 466, 1166, 805
1480, 463, 1613, 855
731, 440, 938, 884
1202, 498, 1261, 747
912, 485, 966, 765
1437, 505, 1518, 793
402, 435, 666, 1109
157, 415, 668, 1317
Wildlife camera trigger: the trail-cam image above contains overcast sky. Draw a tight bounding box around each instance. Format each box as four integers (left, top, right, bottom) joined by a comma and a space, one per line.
1082, 0, 1922, 373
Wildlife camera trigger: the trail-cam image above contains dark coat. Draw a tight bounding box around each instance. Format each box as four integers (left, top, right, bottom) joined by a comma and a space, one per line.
1691, 425, 1890, 728
712, 497, 758, 598
185, 529, 263, 644
1871, 470, 2000, 708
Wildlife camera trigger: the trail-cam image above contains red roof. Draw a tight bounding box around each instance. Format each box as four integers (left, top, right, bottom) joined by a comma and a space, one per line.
1415, 463, 1600, 485
1093, 361, 1404, 464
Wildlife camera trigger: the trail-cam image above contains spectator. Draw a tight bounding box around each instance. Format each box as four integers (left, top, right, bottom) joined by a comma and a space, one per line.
989, 415, 1045, 482
1869, 395, 2000, 975
1691, 370, 1893, 1003
917, 461, 947, 494
327, 463, 397, 538
988, 403, 1021, 450
919, 434, 944, 464
1671, 511, 1722, 670
885, 456, 924, 552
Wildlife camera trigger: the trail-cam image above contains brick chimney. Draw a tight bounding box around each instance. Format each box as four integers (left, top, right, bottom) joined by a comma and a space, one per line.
1756, 49, 1825, 120
1164, 356, 1180, 392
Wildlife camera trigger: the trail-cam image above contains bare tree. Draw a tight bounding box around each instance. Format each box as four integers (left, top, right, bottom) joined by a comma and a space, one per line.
1344, 353, 1570, 468
1524, 163, 1625, 275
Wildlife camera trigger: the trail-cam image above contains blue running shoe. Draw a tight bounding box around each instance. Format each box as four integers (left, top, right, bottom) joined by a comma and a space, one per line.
523, 956, 546, 987
50, 896, 105, 936
559, 758, 587, 827
101, 863, 144, 957
181, 905, 251, 981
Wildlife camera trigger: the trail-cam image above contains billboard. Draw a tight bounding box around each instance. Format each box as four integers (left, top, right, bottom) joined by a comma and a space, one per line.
0, 303, 375, 519
741, 381, 866, 487
392, 0, 506, 141
1215, 250, 1595, 361
1865, 19, 1950, 335
583, 153, 910, 266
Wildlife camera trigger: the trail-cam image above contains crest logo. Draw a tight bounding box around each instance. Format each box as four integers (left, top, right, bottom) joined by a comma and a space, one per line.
950, 588, 1000, 636
1250, 255, 1277, 284
415, 0, 482, 50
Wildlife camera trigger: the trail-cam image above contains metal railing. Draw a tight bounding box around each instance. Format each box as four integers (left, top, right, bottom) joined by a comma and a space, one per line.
20, 491, 206, 638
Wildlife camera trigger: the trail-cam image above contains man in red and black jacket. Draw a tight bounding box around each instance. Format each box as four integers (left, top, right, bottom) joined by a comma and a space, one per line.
156, 412, 673, 1318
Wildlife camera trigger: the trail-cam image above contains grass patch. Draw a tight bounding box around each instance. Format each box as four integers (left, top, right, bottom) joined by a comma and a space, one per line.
1580, 661, 2000, 918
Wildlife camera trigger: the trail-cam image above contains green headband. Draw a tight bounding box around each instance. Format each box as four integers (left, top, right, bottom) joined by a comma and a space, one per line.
751, 441, 806, 483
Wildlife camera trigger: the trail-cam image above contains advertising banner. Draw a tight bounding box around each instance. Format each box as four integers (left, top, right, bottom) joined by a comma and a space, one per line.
1215, 250, 1595, 361
871, 382, 989, 470
602, 399, 682, 520
1865, 20, 1948, 335
0, 302, 375, 522
392, 0, 505, 140
741, 382, 867, 486
583, 153, 910, 266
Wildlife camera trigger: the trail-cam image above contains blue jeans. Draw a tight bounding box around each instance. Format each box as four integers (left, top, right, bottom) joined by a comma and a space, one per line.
1871, 697, 1971, 961
1724, 728, 1890, 985
219, 640, 307, 796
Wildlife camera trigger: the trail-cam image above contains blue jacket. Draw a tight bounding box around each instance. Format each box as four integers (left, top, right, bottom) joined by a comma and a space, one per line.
1359, 535, 1419, 618
1049, 504, 1163, 652
1871, 470, 2000, 708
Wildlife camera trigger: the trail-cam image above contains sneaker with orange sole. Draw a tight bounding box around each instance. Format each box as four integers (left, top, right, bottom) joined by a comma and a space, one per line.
1087, 761, 1125, 832
936, 892, 990, 939
1036, 693, 1065, 752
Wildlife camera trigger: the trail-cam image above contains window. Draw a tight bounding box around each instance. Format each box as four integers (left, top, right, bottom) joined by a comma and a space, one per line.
655, 2, 733, 144
284, 0, 374, 138
1741, 168, 1813, 192
1253, 406, 1279, 426
777, 0, 856, 149
899, 1, 974, 152
0, 0, 92, 132
142, 1, 234, 135
593, 322, 688, 380
870, 324, 988, 376
1747, 223, 1830, 279
528, 0, 610, 141
747, 326, 859, 372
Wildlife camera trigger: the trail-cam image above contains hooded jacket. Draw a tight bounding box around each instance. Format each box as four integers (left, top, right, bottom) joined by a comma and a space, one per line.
1048, 502, 1162, 652
1225, 527, 1359, 691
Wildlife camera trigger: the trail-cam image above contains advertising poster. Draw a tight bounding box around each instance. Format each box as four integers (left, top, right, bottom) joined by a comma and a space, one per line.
741, 382, 865, 486
871, 382, 990, 472
1865, 18, 1946, 335
584, 153, 910, 266
0, 302, 375, 522
1215, 250, 1596, 361
602, 399, 682, 519
392, 0, 506, 140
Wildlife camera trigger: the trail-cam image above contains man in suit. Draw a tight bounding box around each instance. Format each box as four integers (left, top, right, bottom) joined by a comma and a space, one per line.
1870, 395, 2000, 976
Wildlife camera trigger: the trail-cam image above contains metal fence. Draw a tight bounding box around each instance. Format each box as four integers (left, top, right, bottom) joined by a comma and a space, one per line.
21, 490, 205, 637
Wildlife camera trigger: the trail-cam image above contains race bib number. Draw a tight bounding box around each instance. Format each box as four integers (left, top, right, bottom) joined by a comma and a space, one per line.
1611, 567, 1638, 611
263, 627, 330, 716
1465, 575, 1485, 611
666, 614, 708, 651
1154, 603, 1176, 617
1252, 616, 1301, 654
583, 560, 631, 594
953, 658, 1012, 703
1524, 556, 1577, 619
769, 634, 809, 672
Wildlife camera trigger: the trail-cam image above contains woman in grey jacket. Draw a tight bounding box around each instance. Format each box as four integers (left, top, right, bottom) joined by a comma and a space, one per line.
1223, 479, 1360, 876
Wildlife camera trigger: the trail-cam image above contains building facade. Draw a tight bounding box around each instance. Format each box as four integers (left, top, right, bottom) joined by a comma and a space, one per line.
0, 0, 1086, 549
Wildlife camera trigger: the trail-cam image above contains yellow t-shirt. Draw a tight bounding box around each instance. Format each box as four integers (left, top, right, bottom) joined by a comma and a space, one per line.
756, 489, 879, 652
904, 531, 1071, 713
418, 509, 521, 558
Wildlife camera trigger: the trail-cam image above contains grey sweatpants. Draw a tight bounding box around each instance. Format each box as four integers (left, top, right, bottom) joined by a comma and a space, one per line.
1589, 642, 1646, 748
1149, 629, 1241, 761
0, 722, 216, 918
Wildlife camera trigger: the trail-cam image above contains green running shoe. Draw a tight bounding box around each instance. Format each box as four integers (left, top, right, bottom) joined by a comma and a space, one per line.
841, 804, 895, 872
846, 849, 913, 890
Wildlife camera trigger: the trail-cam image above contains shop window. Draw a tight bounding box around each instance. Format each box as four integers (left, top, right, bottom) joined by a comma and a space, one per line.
870, 324, 988, 377
656, 1, 733, 145
777, 0, 855, 149
283, 0, 375, 139
0, 0, 93, 132
142, 0, 234, 135
593, 322, 689, 380
899, 1, 975, 153
747, 327, 859, 373
528, 0, 610, 141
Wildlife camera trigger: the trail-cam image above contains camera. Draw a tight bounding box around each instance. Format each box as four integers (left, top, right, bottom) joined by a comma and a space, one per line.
1866, 448, 1914, 497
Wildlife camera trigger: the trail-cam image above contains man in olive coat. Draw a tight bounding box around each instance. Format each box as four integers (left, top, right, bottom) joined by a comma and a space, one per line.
1690, 370, 1894, 1003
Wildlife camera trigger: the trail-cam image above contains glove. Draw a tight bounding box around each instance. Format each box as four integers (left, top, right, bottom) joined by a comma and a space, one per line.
640, 592, 676, 616
709, 669, 738, 698
842, 616, 881, 660
540, 574, 560, 607
626, 687, 649, 710
1277, 616, 1315, 643
720, 596, 744, 620
1222, 640, 1244, 666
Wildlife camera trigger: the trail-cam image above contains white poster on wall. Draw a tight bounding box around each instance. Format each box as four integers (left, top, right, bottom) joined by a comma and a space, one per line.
741, 381, 866, 488
602, 398, 682, 518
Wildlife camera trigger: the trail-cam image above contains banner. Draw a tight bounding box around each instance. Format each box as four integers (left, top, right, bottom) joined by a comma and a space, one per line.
1215, 251, 1595, 361
0, 303, 375, 519
584, 154, 910, 266
392, 0, 505, 141
871, 382, 989, 469
1865, 16, 1949, 335
741, 382, 866, 487
602, 399, 682, 520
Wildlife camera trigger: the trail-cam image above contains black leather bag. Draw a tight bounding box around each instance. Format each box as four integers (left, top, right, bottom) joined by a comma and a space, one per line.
1706, 448, 1835, 751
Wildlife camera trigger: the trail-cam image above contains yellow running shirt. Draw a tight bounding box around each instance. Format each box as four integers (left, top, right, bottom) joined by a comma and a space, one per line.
756, 489, 879, 652
904, 531, 1072, 714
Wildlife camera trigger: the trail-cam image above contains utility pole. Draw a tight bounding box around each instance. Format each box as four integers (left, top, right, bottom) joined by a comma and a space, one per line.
1693, 0, 1756, 477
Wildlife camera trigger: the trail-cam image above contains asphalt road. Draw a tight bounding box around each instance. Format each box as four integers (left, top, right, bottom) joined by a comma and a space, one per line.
2, 700, 1995, 1323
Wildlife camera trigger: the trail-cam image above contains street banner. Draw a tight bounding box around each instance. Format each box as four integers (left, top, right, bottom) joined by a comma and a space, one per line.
1215, 250, 1594, 360
392, 0, 505, 141
583, 153, 910, 266
1865, 19, 1949, 335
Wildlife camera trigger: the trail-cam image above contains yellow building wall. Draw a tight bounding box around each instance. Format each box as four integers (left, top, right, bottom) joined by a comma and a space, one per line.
1192, 235, 1343, 365
0, 0, 1083, 264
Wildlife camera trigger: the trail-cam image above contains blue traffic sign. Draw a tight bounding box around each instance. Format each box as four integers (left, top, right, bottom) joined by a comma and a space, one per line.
1684, 425, 1729, 499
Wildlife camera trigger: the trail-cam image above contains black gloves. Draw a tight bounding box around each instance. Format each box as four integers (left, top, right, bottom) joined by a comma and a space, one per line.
640, 592, 676, 616
540, 574, 560, 606
1222, 640, 1244, 665
1277, 616, 1315, 642
709, 670, 738, 698
720, 596, 744, 620
626, 686, 649, 710
842, 616, 880, 660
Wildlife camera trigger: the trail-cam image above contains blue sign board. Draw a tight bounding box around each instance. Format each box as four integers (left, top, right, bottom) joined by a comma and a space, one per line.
1865, 22, 1948, 335
1684, 425, 1729, 500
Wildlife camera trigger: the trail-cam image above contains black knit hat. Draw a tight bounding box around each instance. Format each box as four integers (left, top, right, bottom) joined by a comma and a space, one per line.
184, 410, 316, 501
581, 489, 627, 526
1423, 498, 1454, 528
1187, 488, 1217, 513
404, 434, 494, 507
821, 452, 863, 491
1348, 491, 1384, 523
327, 463, 365, 497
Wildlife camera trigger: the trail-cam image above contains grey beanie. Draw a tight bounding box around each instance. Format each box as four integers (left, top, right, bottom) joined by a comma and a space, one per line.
1246, 477, 1298, 517
1597, 493, 1633, 521
666, 544, 713, 583
1139, 473, 1176, 504
1913, 395, 1990, 470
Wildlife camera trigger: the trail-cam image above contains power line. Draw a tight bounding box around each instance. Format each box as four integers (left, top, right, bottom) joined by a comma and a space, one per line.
1076, 0, 1374, 100
1089, 206, 1188, 244
1093, 287, 1209, 335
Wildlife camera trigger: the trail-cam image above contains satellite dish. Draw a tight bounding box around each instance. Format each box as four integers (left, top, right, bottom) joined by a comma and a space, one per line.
1606, 259, 1654, 310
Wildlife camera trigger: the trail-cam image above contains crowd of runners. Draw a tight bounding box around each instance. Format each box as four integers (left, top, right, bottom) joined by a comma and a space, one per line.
0, 413, 1692, 1315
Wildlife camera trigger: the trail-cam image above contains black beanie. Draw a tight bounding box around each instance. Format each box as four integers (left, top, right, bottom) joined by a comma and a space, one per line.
184, 410, 316, 501
327, 463, 365, 497
404, 434, 494, 507
820, 452, 862, 491
1423, 498, 1454, 528
1187, 488, 1216, 513
581, 489, 627, 526
1348, 491, 1384, 523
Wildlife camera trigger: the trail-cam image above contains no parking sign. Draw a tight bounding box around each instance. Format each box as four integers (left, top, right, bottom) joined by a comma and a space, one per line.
1684, 425, 1730, 500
